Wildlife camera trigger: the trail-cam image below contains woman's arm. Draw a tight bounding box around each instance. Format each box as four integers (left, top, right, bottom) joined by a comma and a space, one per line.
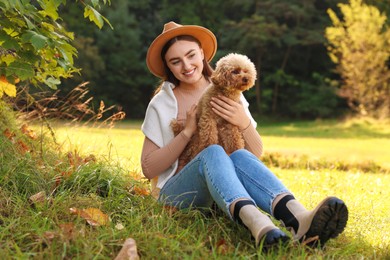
141, 133, 189, 179
210, 95, 263, 157
141, 104, 198, 179
241, 124, 263, 157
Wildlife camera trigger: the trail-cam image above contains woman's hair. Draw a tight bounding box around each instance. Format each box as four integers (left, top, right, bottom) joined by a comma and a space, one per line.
153, 35, 213, 95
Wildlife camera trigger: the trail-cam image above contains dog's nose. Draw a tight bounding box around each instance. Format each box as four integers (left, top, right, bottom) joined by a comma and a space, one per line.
242, 77, 248, 83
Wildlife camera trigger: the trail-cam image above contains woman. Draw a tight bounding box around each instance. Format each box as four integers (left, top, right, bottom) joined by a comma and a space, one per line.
141, 21, 348, 250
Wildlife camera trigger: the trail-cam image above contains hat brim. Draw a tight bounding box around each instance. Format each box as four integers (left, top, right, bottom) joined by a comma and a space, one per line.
146, 25, 217, 79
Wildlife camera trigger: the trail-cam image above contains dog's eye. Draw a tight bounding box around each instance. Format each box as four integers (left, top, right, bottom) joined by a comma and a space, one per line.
232, 69, 241, 74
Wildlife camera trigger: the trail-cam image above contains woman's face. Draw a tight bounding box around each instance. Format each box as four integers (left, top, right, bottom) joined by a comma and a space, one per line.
164, 40, 205, 85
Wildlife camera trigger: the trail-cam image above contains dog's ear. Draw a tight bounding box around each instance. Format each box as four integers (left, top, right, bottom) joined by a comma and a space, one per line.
211, 63, 230, 86
211, 71, 221, 86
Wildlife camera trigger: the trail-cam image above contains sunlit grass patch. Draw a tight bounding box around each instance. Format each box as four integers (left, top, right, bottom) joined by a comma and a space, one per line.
263, 136, 390, 171
258, 117, 390, 139
33, 122, 144, 173
45, 119, 390, 172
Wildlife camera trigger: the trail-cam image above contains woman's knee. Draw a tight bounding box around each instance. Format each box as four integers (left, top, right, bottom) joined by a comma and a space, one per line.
201, 144, 226, 157
230, 149, 269, 175
197, 144, 235, 173
230, 149, 256, 162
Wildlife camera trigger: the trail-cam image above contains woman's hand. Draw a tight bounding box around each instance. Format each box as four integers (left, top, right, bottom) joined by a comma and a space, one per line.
210, 95, 251, 130
182, 104, 198, 138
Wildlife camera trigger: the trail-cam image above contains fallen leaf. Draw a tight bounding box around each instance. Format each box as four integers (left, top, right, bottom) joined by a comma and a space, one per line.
163, 205, 178, 216
67, 151, 95, 169
59, 222, 76, 240
36, 231, 57, 246
3, 128, 15, 140
16, 140, 30, 154
29, 191, 46, 205
21, 124, 38, 140
115, 223, 125, 230
114, 238, 140, 260
43, 231, 56, 240
216, 239, 232, 255
61, 170, 72, 178
132, 186, 150, 196
55, 175, 62, 185
83, 154, 96, 163
70, 207, 109, 226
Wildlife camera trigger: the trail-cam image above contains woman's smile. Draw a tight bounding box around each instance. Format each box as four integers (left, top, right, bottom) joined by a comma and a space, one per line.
183, 68, 196, 76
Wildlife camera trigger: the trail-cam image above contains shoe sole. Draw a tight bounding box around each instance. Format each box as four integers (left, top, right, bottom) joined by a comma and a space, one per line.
262, 229, 291, 252
302, 197, 348, 247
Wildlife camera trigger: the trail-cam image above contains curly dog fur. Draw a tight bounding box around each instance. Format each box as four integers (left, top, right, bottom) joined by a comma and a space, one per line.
171, 53, 257, 165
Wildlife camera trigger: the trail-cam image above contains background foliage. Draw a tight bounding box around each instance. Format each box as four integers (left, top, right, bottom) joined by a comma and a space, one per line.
325, 0, 390, 117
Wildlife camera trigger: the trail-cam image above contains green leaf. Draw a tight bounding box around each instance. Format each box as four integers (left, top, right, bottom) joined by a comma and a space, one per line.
91, 0, 100, 7
84, 5, 104, 29
0, 31, 20, 50
7, 0, 25, 10
37, 0, 60, 20
7, 61, 35, 80
23, 16, 36, 29
1, 54, 17, 65
44, 76, 60, 89
21, 30, 48, 50
101, 15, 114, 30
58, 42, 77, 66
31, 34, 48, 50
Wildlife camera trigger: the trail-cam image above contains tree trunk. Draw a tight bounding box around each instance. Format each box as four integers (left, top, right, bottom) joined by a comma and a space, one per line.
272, 45, 291, 114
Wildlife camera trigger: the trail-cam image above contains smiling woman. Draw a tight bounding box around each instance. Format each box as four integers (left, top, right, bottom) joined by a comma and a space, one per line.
140, 21, 349, 251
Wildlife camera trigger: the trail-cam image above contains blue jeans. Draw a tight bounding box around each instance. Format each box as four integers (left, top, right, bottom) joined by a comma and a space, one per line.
158, 145, 289, 219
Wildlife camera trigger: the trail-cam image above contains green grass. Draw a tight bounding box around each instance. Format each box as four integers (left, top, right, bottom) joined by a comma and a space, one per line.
258, 118, 390, 170
47, 118, 390, 172
1, 115, 390, 259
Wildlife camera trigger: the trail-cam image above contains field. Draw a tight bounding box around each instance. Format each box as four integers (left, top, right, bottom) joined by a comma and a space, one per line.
49, 119, 390, 257
1, 117, 389, 259
49, 118, 390, 171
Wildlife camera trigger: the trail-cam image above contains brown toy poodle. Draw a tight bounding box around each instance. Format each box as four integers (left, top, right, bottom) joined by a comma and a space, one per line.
171, 53, 257, 165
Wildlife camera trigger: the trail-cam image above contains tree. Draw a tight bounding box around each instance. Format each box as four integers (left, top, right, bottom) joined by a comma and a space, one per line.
218, 0, 345, 118
59, 0, 163, 119
325, 0, 390, 118
94, 0, 146, 118
0, 0, 112, 99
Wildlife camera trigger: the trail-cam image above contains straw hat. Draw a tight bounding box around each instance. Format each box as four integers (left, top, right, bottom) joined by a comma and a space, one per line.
146, 21, 217, 78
